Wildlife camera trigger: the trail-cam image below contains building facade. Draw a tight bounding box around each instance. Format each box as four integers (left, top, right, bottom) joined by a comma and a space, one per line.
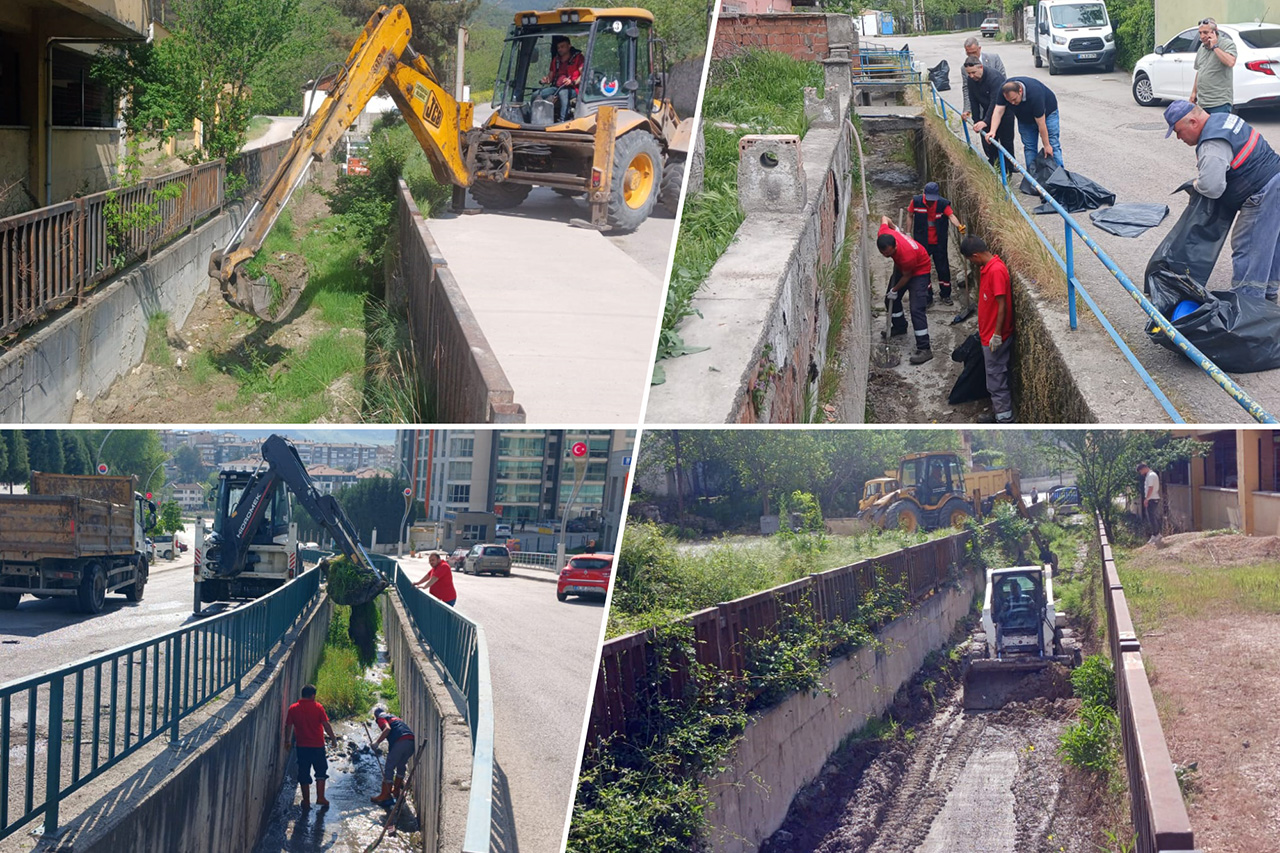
1166, 429, 1280, 535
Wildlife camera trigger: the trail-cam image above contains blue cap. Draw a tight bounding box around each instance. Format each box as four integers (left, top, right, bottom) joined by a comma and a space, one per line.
1164, 100, 1195, 137
923, 181, 941, 200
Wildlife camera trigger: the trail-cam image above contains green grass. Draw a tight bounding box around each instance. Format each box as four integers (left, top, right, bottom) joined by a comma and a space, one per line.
231, 328, 365, 420
144, 311, 172, 367
245, 115, 273, 143
242, 209, 298, 280
1114, 552, 1280, 631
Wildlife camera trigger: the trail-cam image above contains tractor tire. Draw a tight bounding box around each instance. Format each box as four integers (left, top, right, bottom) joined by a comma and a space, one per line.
945, 501, 973, 529
883, 501, 921, 533
659, 155, 686, 216
77, 563, 107, 614
201, 579, 230, 605
607, 131, 663, 232
125, 558, 148, 602
0, 593, 20, 610
470, 180, 532, 210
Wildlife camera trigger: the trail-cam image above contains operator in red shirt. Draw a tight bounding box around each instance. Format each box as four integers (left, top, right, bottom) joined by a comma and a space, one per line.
961, 234, 1016, 423
535, 36, 585, 122
284, 684, 337, 809
412, 551, 457, 606
877, 215, 935, 364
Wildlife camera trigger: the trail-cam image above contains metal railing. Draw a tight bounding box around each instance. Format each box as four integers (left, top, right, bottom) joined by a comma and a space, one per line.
1094, 517, 1199, 853
510, 551, 560, 571
0, 140, 289, 341
917, 73, 1277, 424
0, 568, 321, 842
392, 562, 494, 853
588, 527, 979, 746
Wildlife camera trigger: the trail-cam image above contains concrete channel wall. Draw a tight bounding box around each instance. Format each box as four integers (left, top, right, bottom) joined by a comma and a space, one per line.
0, 205, 242, 422
69, 596, 331, 853
380, 592, 474, 853
703, 567, 980, 853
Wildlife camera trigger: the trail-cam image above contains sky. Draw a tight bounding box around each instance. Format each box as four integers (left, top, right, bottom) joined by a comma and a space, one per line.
173, 428, 397, 445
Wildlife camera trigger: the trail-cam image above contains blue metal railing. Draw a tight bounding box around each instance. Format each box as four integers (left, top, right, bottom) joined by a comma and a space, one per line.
0, 569, 321, 842
916, 72, 1277, 424
393, 563, 494, 853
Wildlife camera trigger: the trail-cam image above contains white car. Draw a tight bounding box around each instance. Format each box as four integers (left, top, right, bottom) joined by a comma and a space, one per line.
1132, 23, 1280, 109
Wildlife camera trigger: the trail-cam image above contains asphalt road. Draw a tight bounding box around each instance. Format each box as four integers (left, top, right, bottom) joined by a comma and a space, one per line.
906, 31, 1280, 422
397, 556, 607, 853
0, 522, 202, 684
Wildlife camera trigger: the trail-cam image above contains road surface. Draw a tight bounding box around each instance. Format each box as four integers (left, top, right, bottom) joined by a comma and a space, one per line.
397, 556, 606, 853
245, 116, 303, 151
907, 31, 1280, 422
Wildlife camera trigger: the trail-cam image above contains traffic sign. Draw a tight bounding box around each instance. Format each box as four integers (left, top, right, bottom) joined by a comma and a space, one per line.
571, 441, 588, 458
403, 487, 413, 497
97, 463, 108, 474
146, 492, 153, 500
623, 456, 632, 467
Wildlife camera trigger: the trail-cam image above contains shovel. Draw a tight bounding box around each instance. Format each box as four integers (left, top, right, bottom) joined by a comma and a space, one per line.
873, 277, 901, 368
951, 254, 977, 325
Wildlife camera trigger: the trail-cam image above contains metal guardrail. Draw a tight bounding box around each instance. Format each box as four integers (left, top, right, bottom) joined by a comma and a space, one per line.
588, 527, 980, 746
0, 140, 289, 341
1094, 517, 1199, 853
392, 563, 494, 853
0, 568, 321, 842
510, 551, 560, 571
916, 72, 1277, 424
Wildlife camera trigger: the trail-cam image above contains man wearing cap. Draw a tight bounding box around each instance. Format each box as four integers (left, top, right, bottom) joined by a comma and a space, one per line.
370, 707, 416, 805
985, 76, 1062, 169
877, 215, 935, 364
962, 56, 1015, 168
1191, 18, 1237, 116
909, 182, 966, 306
1165, 99, 1280, 302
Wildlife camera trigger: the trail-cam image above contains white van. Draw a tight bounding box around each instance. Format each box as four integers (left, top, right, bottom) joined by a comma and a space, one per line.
1031, 0, 1117, 75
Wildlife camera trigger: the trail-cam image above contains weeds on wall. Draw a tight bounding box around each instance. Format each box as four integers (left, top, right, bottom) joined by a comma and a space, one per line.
102, 139, 186, 268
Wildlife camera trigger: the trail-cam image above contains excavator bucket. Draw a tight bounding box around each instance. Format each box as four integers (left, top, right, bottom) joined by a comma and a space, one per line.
321, 554, 389, 606
210, 252, 306, 324
962, 658, 1059, 711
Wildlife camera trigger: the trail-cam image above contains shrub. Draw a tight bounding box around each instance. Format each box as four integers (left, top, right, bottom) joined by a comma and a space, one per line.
1071, 654, 1117, 709
1058, 703, 1120, 777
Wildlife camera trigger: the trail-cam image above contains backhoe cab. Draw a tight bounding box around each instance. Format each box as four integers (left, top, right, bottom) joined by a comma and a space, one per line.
876, 451, 977, 533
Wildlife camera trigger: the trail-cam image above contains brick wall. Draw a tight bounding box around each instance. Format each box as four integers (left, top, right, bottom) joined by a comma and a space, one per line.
715, 13, 833, 61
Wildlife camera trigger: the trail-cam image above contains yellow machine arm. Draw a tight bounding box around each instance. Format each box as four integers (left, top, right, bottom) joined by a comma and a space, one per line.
209, 4, 480, 321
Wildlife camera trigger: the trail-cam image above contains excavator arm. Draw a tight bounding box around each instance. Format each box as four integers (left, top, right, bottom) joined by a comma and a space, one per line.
211, 435, 387, 603
209, 4, 482, 321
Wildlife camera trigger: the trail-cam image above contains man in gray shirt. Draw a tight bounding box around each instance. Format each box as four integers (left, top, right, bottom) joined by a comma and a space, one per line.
1191, 17, 1238, 115
1166, 99, 1280, 301
960, 36, 1006, 117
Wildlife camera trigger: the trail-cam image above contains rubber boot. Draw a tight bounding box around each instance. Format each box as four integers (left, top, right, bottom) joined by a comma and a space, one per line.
300, 784, 311, 809
371, 781, 394, 804
315, 779, 330, 807
391, 776, 405, 801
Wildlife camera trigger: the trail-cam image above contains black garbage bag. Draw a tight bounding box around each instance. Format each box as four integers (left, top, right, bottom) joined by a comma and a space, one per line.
1018, 153, 1058, 196
948, 333, 989, 404
1031, 163, 1116, 214
929, 59, 950, 91
1143, 184, 1280, 373
1089, 203, 1169, 237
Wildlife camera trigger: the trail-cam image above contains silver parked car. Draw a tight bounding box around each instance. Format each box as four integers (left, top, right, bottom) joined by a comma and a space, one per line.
463, 544, 512, 576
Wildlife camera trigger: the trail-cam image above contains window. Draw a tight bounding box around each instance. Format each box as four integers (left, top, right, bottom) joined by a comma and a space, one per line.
52, 47, 115, 128
497, 459, 542, 481
1049, 3, 1107, 28
1167, 459, 1191, 486
0, 37, 19, 126
581, 24, 633, 104
448, 484, 471, 503
1165, 29, 1198, 53
634, 20, 654, 111
1208, 433, 1238, 487
1238, 28, 1280, 49
450, 437, 474, 458
448, 461, 473, 480
496, 482, 541, 504
498, 435, 546, 457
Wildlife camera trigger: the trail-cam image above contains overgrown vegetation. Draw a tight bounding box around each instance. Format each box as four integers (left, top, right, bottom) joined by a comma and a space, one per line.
656, 50, 823, 376
1058, 654, 1121, 783
316, 603, 378, 717
1107, 0, 1155, 71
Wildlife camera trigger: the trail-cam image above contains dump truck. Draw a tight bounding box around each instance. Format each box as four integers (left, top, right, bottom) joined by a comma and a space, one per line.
0, 473, 157, 614
211, 3, 689, 321
868, 451, 1022, 532
194, 434, 385, 613
963, 563, 1081, 709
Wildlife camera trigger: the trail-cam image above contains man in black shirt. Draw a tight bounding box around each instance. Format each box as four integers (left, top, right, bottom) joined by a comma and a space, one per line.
962, 56, 1015, 167
986, 76, 1062, 169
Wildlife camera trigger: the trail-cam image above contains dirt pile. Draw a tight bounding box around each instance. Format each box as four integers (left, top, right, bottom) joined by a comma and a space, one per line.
1130, 531, 1280, 569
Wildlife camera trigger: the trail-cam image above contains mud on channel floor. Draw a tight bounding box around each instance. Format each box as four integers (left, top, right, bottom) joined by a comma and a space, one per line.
861, 130, 994, 424
758, 643, 1108, 853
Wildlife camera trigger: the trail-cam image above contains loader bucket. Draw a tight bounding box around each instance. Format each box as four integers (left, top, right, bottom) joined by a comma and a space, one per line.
962, 658, 1056, 710
320, 555, 389, 606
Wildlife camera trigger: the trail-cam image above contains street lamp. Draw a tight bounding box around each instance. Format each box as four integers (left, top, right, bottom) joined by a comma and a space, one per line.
396, 458, 416, 557
94, 430, 116, 473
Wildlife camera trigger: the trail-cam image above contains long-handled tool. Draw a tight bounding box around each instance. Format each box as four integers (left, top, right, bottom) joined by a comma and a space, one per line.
362, 742, 429, 853
874, 276, 901, 367
361, 721, 385, 778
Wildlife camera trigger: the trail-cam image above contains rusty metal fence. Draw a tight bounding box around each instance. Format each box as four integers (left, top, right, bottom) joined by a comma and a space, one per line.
0, 141, 287, 340
396, 182, 526, 423
1095, 517, 1198, 853
588, 528, 977, 746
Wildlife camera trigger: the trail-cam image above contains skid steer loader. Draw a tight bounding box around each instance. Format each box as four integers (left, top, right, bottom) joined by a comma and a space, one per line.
210, 3, 689, 321
962, 564, 1081, 710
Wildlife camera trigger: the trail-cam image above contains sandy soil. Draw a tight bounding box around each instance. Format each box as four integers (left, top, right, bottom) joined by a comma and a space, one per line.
1129, 531, 1280, 570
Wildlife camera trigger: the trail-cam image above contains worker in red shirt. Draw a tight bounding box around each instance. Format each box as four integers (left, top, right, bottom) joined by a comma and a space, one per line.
908, 181, 965, 306
960, 234, 1016, 423
412, 551, 457, 606
535, 36, 584, 122
878, 215, 935, 364
284, 684, 337, 809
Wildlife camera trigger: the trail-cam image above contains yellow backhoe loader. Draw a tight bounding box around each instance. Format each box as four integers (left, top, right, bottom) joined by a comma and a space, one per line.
210, 3, 689, 321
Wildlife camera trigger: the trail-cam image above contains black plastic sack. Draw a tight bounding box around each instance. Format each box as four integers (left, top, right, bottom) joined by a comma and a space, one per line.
929, 59, 950, 91
1089, 203, 1169, 237
948, 333, 989, 404
1031, 163, 1116, 214
1143, 185, 1280, 373
1018, 153, 1057, 195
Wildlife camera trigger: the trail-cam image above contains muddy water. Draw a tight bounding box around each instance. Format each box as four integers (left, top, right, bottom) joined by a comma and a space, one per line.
861, 130, 994, 424
254, 645, 417, 853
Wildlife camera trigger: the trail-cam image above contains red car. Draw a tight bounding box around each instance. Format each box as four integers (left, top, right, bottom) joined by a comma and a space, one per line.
556, 553, 614, 602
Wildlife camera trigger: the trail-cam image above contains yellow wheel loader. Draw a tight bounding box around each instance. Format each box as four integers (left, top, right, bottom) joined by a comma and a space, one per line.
962, 564, 1081, 710
210, 3, 688, 321
874, 451, 978, 533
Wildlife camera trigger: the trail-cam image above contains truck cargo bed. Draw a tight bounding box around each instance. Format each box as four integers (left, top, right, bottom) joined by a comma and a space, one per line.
0, 495, 136, 562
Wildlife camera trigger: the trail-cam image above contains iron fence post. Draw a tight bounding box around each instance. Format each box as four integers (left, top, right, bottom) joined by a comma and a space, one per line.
42, 678, 63, 836
169, 635, 182, 745
998, 147, 1008, 190
1065, 223, 1078, 330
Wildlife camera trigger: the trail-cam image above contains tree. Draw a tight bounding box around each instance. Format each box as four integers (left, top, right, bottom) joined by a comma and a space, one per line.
250, 0, 360, 116
2, 431, 30, 492
173, 444, 209, 484
93, 430, 167, 495
61, 432, 91, 475
297, 476, 423, 546
159, 501, 185, 534
708, 431, 828, 516
27, 430, 65, 474
335, 0, 480, 87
